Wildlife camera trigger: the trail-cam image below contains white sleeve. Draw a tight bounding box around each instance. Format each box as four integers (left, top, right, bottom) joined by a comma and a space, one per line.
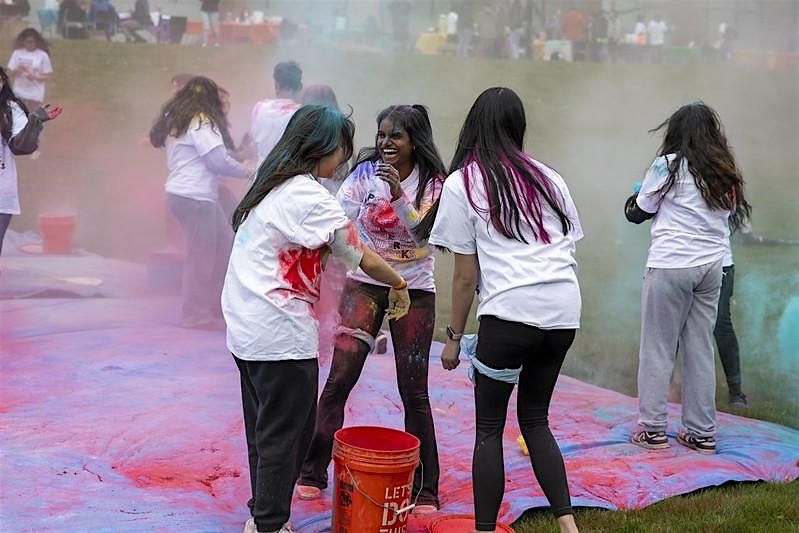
428, 173, 477, 254
559, 183, 584, 241
11, 102, 28, 137
189, 120, 225, 157
636, 156, 670, 214
291, 192, 350, 249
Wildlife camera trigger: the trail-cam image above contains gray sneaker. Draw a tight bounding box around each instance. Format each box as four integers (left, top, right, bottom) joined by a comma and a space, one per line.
677, 431, 716, 454
729, 392, 748, 408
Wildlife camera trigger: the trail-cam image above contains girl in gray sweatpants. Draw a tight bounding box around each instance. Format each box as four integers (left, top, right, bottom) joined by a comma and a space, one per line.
624, 102, 751, 455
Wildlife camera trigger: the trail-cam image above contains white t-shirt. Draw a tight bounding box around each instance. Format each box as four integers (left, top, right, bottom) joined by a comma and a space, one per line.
249, 98, 301, 164
164, 117, 226, 202
8, 49, 53, 103
336, 161, 441, 292
446, 11, 458, 35
428, 160, 583, 329
647, 20, 668, 46
636, 154, 730, 269
222, 174, 351, 361
0, 102, 28, 215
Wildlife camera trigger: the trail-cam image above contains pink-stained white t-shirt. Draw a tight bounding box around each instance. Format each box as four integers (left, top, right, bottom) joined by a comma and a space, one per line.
222, 174, 351, 361
249, 98, 301, 164
336, 160, 442, 292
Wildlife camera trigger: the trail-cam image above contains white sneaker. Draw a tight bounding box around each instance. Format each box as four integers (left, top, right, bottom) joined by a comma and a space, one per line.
243, 518, 256, 533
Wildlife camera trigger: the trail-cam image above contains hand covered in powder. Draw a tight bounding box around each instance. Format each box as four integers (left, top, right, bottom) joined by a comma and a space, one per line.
386, 286, 410, 321
31, 104, 63, 122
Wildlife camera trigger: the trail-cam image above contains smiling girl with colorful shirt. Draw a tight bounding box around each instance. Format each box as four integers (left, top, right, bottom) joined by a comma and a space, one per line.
298, 104, 445, 513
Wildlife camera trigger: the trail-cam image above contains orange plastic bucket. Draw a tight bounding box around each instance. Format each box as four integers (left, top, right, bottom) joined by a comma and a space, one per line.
332, 426, 420, 533
430, 514, 515, 532
38, 212, 76, 254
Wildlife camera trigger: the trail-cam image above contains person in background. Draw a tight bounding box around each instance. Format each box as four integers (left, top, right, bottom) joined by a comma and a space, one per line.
88, 0, 119, 40
446, 2, 457, 44
149, 76, 251, 329
606, 9, 622, 62
248, 60, 302, 165
0, 66, 61, 256
223, 105, 411, 533
561, 6, 587, 61
119, 0, 153, 42
298, 104, 445, 514
57, 0, 88, 39
715, 222, 799, 408
7, 28, 53, 112
647, 14, 668, 63
456, 0, 474, 57
625, 102, 751, 455
429, 87, 581, 533
388, 0, 412, 52
199, 0, 220, 46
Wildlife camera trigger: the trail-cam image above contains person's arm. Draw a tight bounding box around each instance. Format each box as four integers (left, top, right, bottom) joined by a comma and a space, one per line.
441, 252, 479, 370
201, 145, 249, 179
9, 105, 62, 156
329, 222, 410, 320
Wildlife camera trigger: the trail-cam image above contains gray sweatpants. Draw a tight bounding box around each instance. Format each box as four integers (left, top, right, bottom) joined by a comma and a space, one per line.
637, 260, 723, 438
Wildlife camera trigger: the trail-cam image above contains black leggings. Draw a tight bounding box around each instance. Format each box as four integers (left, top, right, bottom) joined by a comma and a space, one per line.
473, 316, 575, 530
300, 279, 440, 507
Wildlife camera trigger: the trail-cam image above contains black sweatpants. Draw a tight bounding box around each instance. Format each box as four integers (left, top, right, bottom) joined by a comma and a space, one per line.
473, 316, 575, 530
234, 355, 318, 532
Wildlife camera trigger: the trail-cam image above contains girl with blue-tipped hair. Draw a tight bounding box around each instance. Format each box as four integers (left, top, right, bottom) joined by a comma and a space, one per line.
222, 105, 411, 533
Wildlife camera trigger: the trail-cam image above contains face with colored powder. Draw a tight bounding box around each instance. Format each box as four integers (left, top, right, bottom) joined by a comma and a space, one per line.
315, 144, 345, 179
376, 118, 413, 168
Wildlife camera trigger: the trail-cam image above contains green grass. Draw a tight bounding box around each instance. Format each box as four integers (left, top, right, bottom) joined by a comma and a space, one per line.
4, 39, 797, 529
513, 481, 799, 532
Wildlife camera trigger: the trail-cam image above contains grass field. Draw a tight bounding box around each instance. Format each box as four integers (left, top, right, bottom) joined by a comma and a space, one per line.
4, 39, 798, 530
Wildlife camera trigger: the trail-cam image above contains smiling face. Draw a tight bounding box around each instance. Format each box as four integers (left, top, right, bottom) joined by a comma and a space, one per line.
376, 118, 413, 167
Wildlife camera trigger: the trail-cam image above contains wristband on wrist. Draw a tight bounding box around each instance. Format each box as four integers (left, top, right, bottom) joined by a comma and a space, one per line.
446, 325, 463, 341
392, 278, 407, 290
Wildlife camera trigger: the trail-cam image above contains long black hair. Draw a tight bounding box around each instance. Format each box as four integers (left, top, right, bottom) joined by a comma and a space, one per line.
232, 105, 355, 231
354, 104, 446, 238
649, 102, 751, 228
449, 87, 572, 244
149, 76, 234, 150
0, 66, 29, 143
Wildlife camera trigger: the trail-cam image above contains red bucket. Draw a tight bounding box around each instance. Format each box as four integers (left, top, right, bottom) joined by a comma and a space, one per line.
430, 514, 515, 532
332, 426, 420, 533
38, 212, 76, 254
